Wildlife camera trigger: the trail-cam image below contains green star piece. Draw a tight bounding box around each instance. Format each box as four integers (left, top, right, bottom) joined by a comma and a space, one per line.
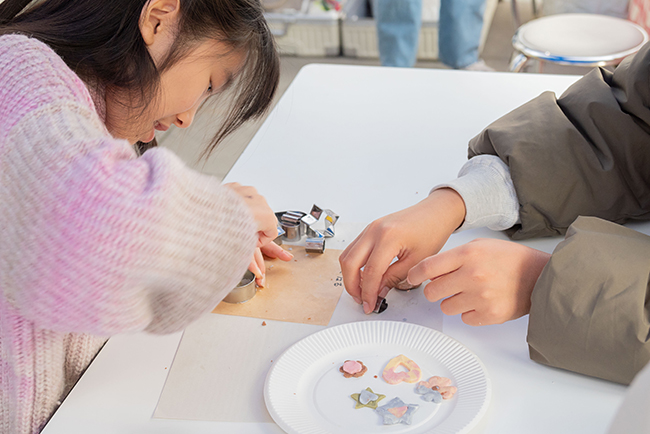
350, 387, 386, 409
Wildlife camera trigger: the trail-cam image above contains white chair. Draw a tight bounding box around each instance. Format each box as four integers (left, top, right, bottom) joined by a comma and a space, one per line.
509, 13, 649, 72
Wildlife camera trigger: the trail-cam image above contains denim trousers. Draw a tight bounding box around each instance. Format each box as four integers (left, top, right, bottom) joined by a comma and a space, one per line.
374, 0, 487, 68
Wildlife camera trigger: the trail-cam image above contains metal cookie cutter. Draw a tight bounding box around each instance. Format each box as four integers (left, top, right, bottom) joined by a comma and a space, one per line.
303, 205, 339, 241
305, 237, 325, 254
279, 210, 306, 242
373, 297, 388, 314
223, 270, 257, 303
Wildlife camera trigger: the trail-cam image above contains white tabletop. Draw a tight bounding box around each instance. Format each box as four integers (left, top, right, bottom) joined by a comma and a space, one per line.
43, 64, 635, 434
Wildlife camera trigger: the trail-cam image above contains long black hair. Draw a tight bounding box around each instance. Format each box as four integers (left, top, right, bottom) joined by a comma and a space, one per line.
0, 0, 279, 157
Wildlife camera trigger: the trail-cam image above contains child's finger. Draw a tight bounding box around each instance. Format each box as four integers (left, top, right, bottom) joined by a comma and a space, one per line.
254, 248, 265, 274
260, 242, 293, 261
248, 250, 264, 283
460, 310, 485, 327
422, 271, 462, 304
439, 291, 472, 316
251, 248, 267, 287
248, 258, 262, 278
407, 249, 463, 287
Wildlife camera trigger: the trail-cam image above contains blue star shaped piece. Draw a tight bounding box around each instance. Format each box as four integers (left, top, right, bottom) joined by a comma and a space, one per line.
375, 397, 419, 425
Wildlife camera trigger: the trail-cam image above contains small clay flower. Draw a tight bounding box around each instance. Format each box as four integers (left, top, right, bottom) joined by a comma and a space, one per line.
339, 360, 368, 378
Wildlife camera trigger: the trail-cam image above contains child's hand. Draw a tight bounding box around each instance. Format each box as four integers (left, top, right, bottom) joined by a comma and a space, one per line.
339, 188, 466, 314
225, 183, 277, 247
407, 238, 551, 325
248, 243, 294, 287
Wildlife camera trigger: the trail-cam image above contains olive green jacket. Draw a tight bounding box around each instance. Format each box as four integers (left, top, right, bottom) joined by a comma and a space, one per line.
467, 43, 650, 384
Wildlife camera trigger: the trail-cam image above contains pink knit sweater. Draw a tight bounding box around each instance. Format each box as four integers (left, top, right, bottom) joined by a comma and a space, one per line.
0, 35, 258, 434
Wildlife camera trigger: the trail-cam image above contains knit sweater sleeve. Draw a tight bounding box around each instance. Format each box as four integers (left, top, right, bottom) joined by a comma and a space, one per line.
0, 35, 258, 335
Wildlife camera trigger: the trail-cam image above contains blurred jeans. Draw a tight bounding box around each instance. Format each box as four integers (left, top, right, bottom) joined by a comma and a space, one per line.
374, 0, 486, 69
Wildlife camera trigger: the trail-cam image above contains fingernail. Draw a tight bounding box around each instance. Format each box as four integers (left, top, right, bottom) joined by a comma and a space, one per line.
259, 275, 266, 288
363, 302, 371, 314
379, 286, 390, 298
352, 297, 362, 304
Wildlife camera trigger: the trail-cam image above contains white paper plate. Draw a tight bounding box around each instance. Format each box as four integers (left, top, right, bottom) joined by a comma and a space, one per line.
264, 320, 491, 434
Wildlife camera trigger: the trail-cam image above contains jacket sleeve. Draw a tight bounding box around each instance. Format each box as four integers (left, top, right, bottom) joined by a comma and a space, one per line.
527, 216, 650, 384
467, 42, 650, 240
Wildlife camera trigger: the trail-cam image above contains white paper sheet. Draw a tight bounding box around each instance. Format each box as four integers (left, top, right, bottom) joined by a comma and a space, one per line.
154, 314, 322, 423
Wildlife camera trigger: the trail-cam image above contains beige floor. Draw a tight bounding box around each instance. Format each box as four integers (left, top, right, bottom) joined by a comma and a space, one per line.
158, 0, 585, 180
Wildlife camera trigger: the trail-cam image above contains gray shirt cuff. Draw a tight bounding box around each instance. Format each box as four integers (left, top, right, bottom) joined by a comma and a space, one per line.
432, 155, 520, 231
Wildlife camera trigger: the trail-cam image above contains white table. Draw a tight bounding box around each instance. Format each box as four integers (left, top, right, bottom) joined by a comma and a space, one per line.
43, 64, 636, 434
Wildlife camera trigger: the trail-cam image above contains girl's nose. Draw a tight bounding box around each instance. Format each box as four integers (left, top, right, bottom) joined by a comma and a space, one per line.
173, 106, 198, 128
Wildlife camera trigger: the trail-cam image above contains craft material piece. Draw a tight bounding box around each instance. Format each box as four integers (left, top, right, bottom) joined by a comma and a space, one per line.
213, 246, 344, 325
340, 360, 367, 378
389, 406, 408, 418
375, 397, 419, 425
305, 237, 325, 254
440, 387, 457, 400
418, 376, 457, 400
373, 297, 388, 314
423, 391, 443, 403
395, 278, 419, 291
342, 360, 362, 375
222, 270, 257, 304
359, 389, 377, 405
382, 355, 422, 384
415, 384, 432, 394
415, 384, 443, 403
350, 387, 385, 409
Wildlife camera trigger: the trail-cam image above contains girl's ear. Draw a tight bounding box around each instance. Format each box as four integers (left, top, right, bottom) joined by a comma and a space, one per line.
140, 0, 181, 59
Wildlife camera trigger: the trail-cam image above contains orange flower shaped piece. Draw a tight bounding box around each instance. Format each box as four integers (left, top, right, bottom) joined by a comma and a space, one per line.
382, 355, 422, 385
418, 376, 457, 400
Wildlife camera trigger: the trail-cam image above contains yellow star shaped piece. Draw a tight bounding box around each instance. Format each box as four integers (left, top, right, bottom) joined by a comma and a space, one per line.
350, 387, 386, 409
